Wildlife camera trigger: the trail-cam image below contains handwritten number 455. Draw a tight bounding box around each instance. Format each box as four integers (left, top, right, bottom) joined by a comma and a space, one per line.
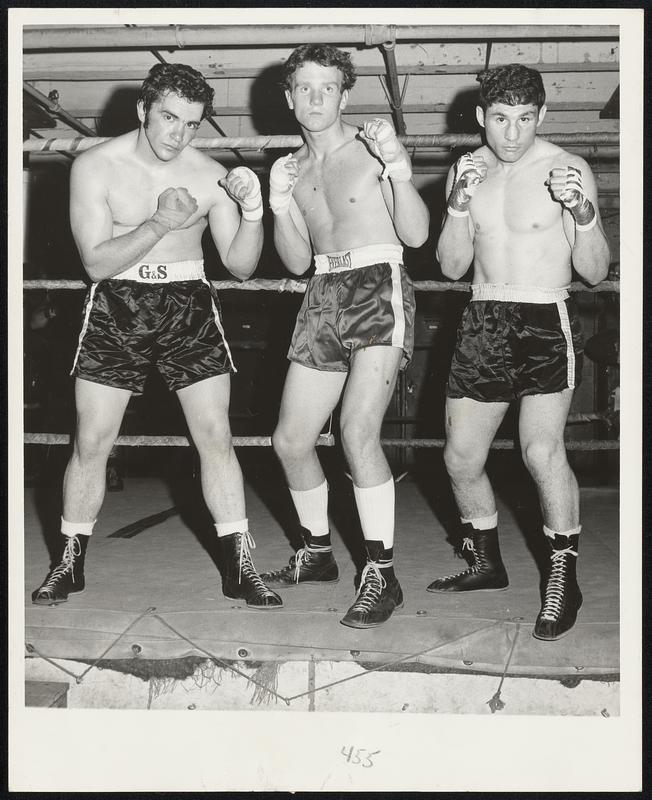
341, 746, 380, 767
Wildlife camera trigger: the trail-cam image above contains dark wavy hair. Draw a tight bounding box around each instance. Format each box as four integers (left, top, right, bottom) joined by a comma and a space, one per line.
282, 44, 357, 92
139, 63, 214, 119
476, 64, 546, 110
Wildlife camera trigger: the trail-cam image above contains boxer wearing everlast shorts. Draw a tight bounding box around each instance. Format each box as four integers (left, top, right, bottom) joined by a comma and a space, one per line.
288, 244, 415, 372
429, 64, 610, 641
260, 45, 429, 629
33, 63, 282, 611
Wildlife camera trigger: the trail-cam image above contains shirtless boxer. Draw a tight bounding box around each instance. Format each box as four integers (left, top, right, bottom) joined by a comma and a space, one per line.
428, 64, 610, 640
32, 63, 282, 610
260, 45, 429, 628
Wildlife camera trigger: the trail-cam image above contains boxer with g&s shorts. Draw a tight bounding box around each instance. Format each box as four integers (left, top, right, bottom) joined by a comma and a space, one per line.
72, 260, 235, 394
32, 63, 282, 612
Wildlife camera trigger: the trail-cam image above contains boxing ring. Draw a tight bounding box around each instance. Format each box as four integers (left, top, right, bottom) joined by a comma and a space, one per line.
22, 132, 620, 712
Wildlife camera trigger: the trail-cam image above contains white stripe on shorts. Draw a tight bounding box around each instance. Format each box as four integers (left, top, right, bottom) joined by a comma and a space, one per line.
389, 263, 406, 349
555, 299, 575, 389
201, 277, 237, 373
69, 283, 98, 375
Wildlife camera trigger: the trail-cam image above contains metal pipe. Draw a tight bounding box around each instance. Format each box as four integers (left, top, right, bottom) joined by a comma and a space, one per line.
23, 82, 95, 136
381, 40, 407, 135
23, 24, 619, 51
23, 131, 620, 153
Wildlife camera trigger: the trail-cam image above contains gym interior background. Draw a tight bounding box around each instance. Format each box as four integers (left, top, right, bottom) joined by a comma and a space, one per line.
20, 23, 624, 722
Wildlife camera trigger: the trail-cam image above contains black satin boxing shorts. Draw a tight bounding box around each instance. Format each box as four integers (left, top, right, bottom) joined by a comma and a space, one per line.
288, 244, 415, 372
71, 261, 235, 394
447, 283, 583, 403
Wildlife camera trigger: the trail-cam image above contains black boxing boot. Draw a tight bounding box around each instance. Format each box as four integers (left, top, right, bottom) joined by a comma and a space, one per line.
533, 532, 582, 641
32, 533, 89, 605
260, 527, 339, 586
340, 541, 403, 629
219, 531, 283, 609
427, 524, 509, 592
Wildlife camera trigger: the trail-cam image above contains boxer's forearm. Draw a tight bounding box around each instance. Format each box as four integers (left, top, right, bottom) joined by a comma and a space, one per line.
223, 219, 264, 281
273, 216, 313, 275
436, 216, 475, 279
78, 221, 166, 283
390, 181, 430, 248
571, 225, 611, 285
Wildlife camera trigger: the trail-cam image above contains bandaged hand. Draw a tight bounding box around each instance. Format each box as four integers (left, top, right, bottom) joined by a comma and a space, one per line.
447, 154, 487, 216
149, 187, 198, 235
221, 166, 263, 221
269, 154, 299, 216
361, 118, 412, 182
548, 166, 596, 229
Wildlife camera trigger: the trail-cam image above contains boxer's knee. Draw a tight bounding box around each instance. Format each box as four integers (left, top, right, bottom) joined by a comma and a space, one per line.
444, 440, 486, 483
521, 437, 567, 481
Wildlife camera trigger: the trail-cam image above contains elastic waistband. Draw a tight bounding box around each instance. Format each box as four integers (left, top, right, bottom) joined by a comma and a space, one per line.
314, 244, 403, 275
471, 283, 570, 304
112, 259, 205, 283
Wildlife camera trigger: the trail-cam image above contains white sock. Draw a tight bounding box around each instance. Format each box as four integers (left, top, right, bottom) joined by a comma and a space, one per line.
461, 512, 498, 531
215, 519, 248, 537
353, 477, 395, 549
289, 480, 329, 537
61, 517, 95, 537
543, 524, 582, 539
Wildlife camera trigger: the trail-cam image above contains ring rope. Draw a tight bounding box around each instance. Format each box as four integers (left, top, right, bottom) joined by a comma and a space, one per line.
23, 433, 617, 450
23, 131, 619, 154
23, 279, 620, 294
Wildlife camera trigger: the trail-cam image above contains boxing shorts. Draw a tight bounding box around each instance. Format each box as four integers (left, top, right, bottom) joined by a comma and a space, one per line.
447, 283, 583, 402
71, 259, 236, 394
288, 243, 415, 372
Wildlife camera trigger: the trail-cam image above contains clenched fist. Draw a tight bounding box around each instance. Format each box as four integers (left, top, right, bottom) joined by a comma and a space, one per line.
361, 118, 412, 182
547, 165, 595, 228
220, 166, 263, 221
447, 154, 487, 215
149, 187, 198, 234
269, 153, 299, 216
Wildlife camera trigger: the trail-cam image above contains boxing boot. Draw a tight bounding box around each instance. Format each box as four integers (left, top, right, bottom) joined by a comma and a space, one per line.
32, 533, 89, 605
340, 541, 403, 629
219, 531, 283, 609
427, 524, 509, 592
260, 527, 339, 586
533, 533, 582, 641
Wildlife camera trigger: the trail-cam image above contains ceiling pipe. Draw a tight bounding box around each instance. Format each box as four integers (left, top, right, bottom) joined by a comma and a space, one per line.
380, 36, 407, 136
23, 24, 618, 51
23, 82, 95, 136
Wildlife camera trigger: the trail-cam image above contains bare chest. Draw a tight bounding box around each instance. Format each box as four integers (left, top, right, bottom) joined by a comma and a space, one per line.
293, 149, 381, 220
471, 164, 561, 235
107, 161, 214, 227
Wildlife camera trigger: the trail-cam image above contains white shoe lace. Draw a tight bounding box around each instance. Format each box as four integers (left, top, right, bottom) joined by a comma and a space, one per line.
440, 537, 477, 580
539, 545, 577, 621
293, 548, 307, 583
40, 536, 81, 593
350, 562, 386, 613
237, 532, 273, 595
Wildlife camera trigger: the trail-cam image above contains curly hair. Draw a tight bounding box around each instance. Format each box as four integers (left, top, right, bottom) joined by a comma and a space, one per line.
282, 44, 357, 92
139, 63, 215, 119
476, 64, 546, 110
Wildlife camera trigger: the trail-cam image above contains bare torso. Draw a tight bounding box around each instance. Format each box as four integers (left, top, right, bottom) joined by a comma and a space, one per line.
92, 131, 225, 262
469, 138, 576, 287
292, 124, 400, 253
